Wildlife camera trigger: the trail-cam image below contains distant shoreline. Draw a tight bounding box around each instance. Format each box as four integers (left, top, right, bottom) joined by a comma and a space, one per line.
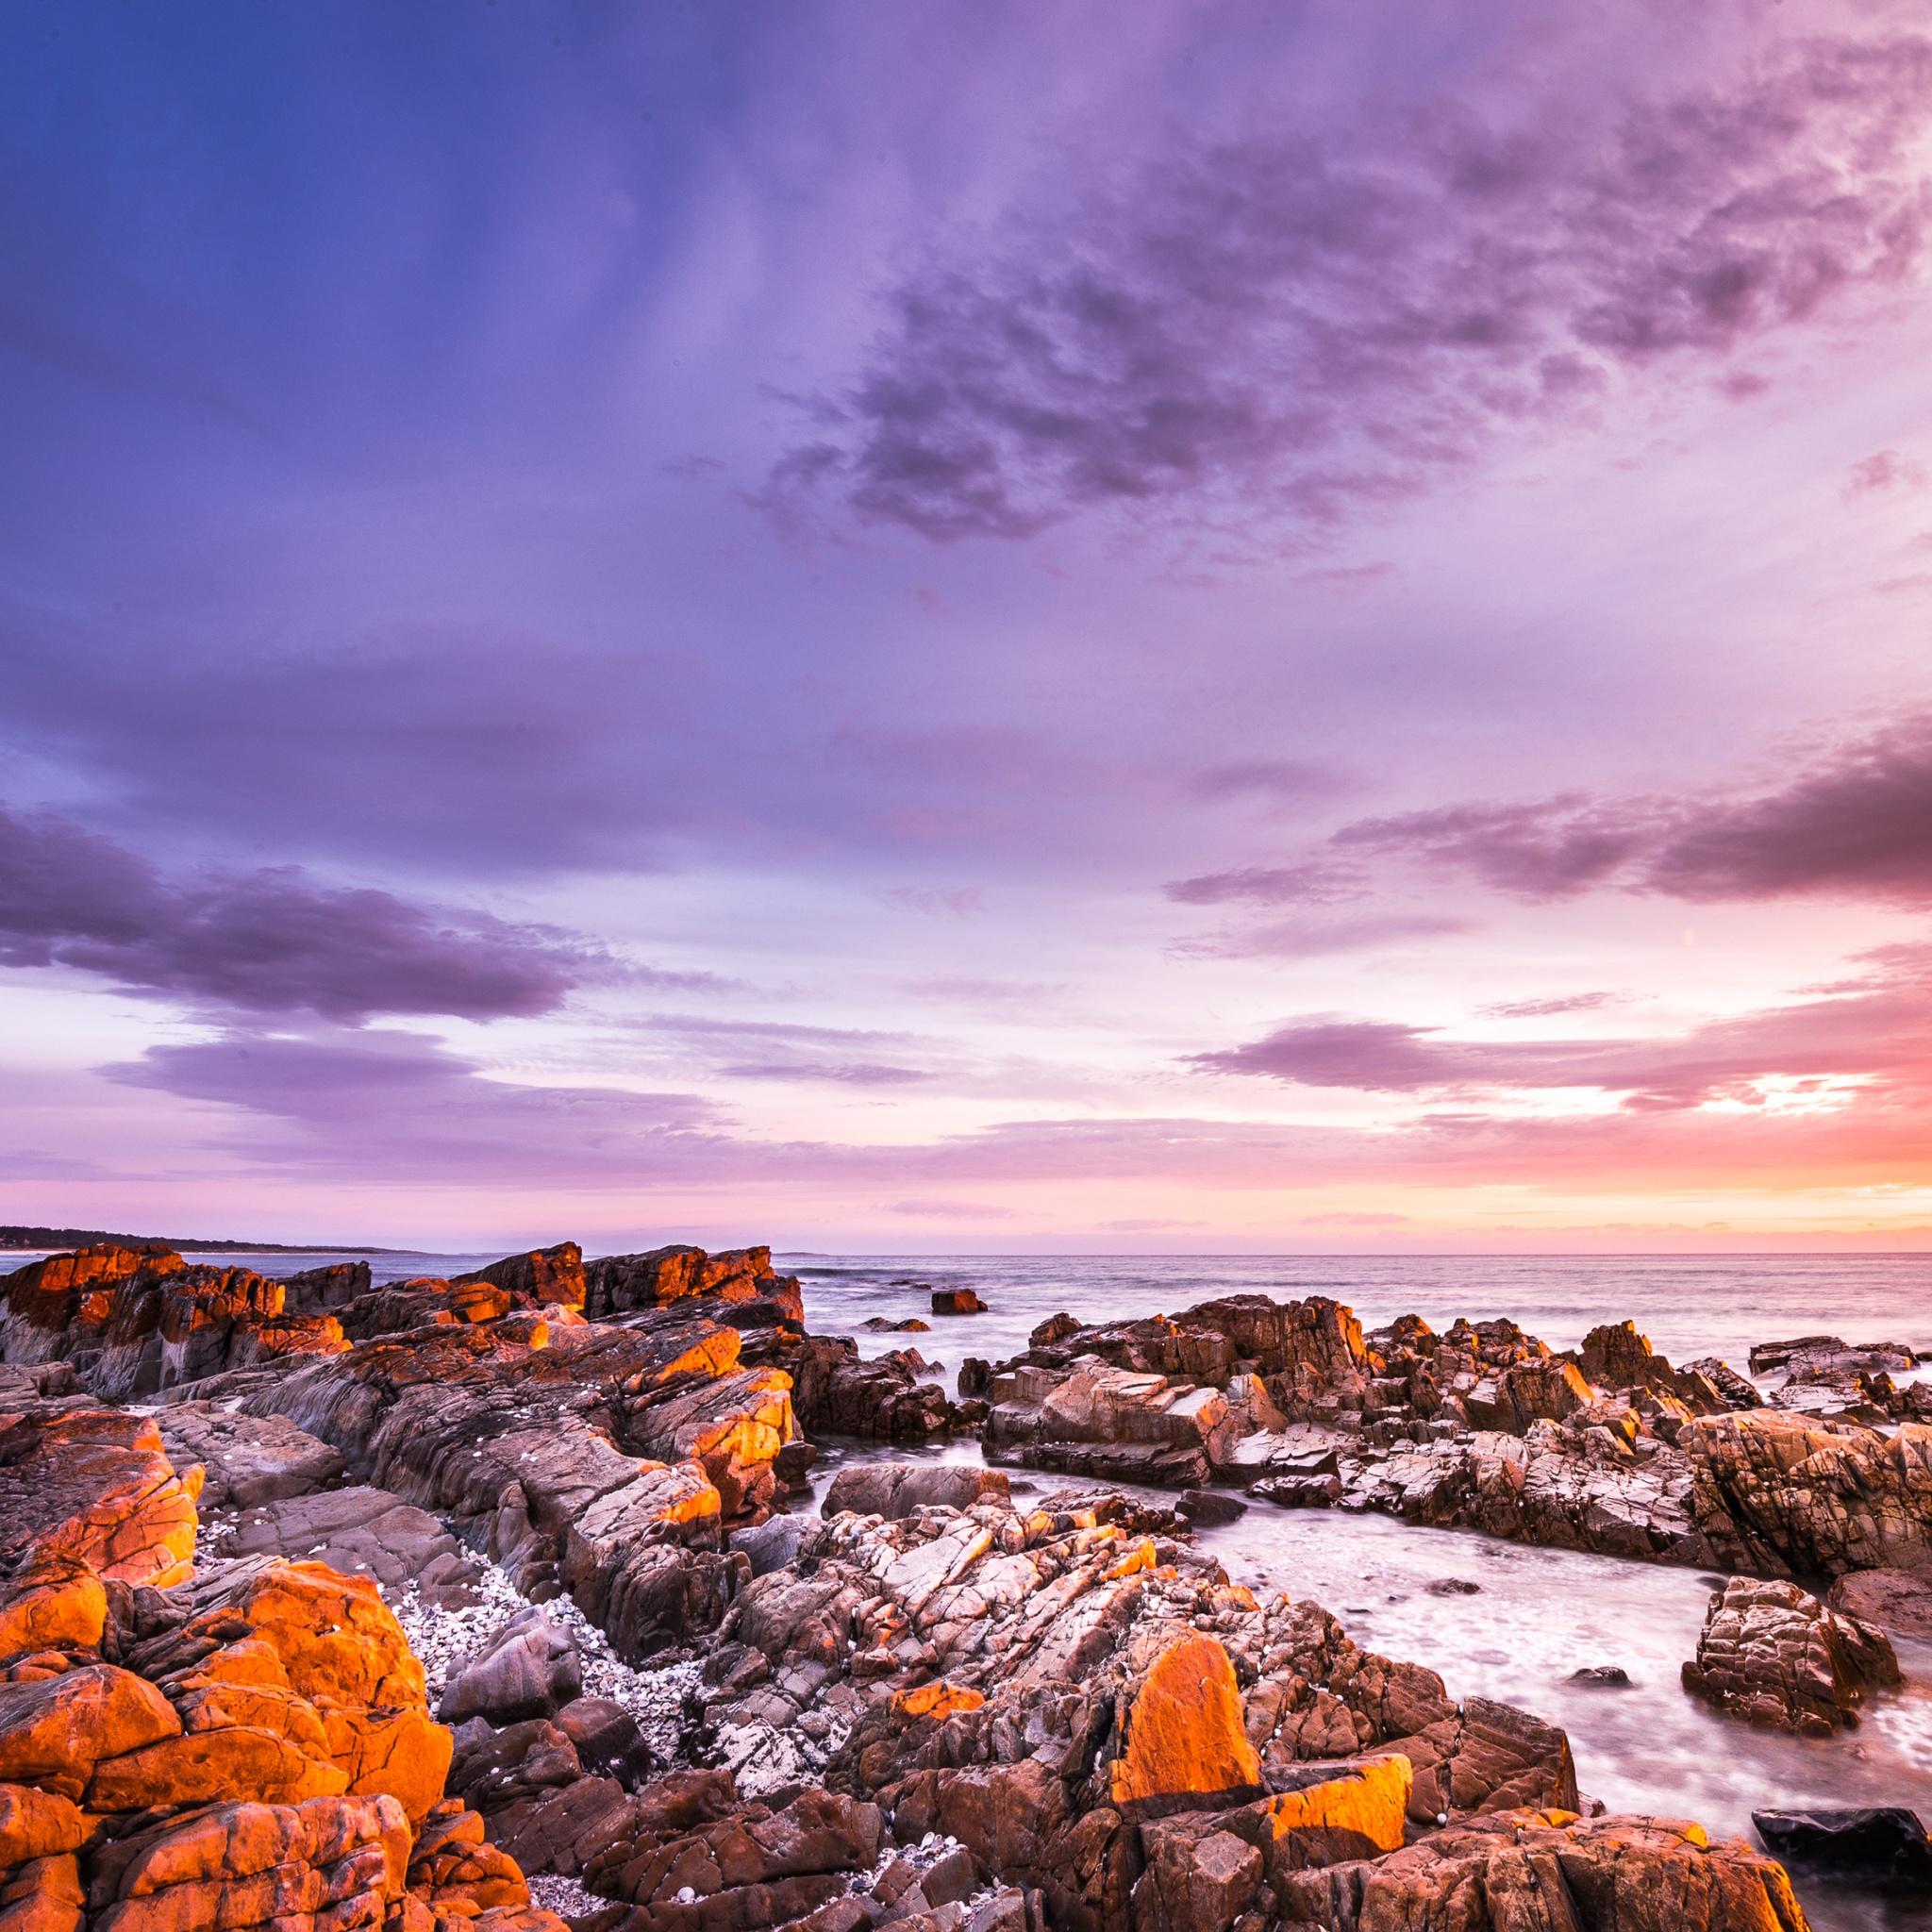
0, 1226, 417, 1256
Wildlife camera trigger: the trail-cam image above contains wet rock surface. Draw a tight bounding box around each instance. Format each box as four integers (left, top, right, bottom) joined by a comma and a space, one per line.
1682, 1578, 1900, 1737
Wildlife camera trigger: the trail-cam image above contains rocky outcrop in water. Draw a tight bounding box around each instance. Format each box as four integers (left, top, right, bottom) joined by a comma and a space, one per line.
1681, 1577, 1900, 1736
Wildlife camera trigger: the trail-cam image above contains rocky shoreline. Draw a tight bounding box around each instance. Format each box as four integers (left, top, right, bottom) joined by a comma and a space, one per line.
4, 1237, 1929, 1932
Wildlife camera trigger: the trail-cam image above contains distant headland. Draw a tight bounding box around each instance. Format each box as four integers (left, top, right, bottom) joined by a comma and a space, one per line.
0, 1223, 411, 1254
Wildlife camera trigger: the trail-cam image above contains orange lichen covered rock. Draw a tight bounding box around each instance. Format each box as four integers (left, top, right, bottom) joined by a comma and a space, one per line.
0, 1562, 106, 1663
84, 1792, 410, 1932
89, 1726, 350, 1811
0, 1849, 84, 1932
118, 1561, 451, 1822
1251, 1751, 1411, 1859
1110, 1635, 1264, 1817
0, 1411, 200, 1591
0, 1667, 180, 1801
892, 1681, 986, 1722
0, 1785, 91, 1866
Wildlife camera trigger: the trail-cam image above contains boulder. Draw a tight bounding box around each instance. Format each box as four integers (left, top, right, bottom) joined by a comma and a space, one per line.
1826, 1567, 1932, 1639
439, 1609, 582, 1726
790, 1340, 961, 1441
1273, 1810, 1806, 1932
582, 1247, 802, 1324
820, 1465, 1010, 1521
156, 1405, 345, 1511
1685, 1412, 1932, 1577
0, 1666, 180, 1800
1752, 1806, 1932, 1884
211, 1487, 487, 1608
453, 1245, 588, 1311
1109, 1635, 1263, 1818
1682, 1576, 1900, 1736
115, 1558, 452, 1821
0, 1408, 201, 1591
931, 1291, 988, 1316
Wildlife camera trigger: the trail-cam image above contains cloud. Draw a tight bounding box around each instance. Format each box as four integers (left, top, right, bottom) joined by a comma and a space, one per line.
1098, 1218, 1205, 1232
1163, 862, 1366, 907
0, 803, 601, 1022
1479, 991, 1622, 1019
879, 886, 985, 916
635, 1014, 937, 1086
1845, 449, 1928, 497
104, 1028, 724, 1183
1643, 719, 1932, 904
1298, 1211, 1411, 1227
1189, 944, 1932, 1110
1289, 716, 1932, 908
1331, 797, 1654, 899
886, 1198, 1019, 1220
774, 31, 1932, 544
1190, 762, 1344, 804
1175, 914, 1474, 958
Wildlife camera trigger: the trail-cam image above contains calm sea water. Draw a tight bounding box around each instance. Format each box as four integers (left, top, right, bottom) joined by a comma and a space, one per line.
14, 1243, 1932, 1925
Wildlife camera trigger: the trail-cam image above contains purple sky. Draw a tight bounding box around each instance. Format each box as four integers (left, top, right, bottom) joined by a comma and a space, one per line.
4, 0, 1931, 1252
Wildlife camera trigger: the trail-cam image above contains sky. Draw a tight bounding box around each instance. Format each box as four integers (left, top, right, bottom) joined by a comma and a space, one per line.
3, 0, 1932, 1255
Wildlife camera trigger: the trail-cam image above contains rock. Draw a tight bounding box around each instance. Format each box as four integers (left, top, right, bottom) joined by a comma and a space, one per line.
1684, 1412, 1932, 1577
1131, 1756, 1412, 1932
1752, 1806, 1932, 1883
820, 1465, 1010, 1521
0, 1666, 180, 1800
156, 1405, 345, 1511
861, 1319, 931, 1334
0, 1560, 108, 1661
1826, 1567, 1932, 1639
1680, 1357, 1765, 1410
730, 1517, 810, 1578
1028, 1314, 1085, 1348
454, 1245, 588, 1311
1109, 1634, 1263, 1818
1274, 1809, 1805, 1932
440, 1609, 582, 1725
1424, 1578, 1480, 1596
1251, 1474, 1340, 1509
772, 1443, 817, 1492
1750, 1335, 1916, 1376
1571, 1666, 1633, 1687
1682, 1576, 1900, 1736
1174, 1491, 1246, 1527
0, 1785, 90, 1866
114, 1558, 452, 1820
579, 1783, 885, 1925
211, 1487, 488, 1608
0, 1408, 201, 1591
791, 1341, 962, 1441
0, 1247, 188, 1368
554, 1699, 648, 1784
931, 1291, 988, 1316
582, 1247, 802, 1324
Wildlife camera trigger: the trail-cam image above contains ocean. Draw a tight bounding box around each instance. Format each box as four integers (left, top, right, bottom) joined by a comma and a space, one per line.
14, 1243, 1932, 1925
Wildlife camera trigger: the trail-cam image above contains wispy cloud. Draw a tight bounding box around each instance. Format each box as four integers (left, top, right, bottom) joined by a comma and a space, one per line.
774, 32, 1932, 546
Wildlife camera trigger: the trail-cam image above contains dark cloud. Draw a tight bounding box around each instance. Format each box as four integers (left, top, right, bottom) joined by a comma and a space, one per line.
0, 803, 602, 1021
1189, 945, 1932, 1110
1313, 716, 1932, 908
776, 33, 1932, 542
1644, 720, 1932, 903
